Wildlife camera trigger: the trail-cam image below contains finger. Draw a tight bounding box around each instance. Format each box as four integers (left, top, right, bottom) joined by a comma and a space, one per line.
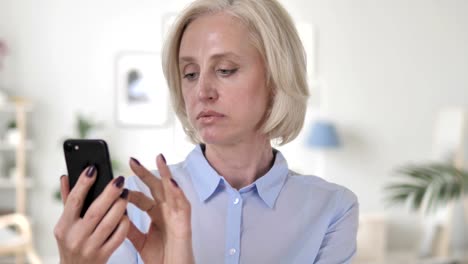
126, 220, 146, 252
155, 154, 190, 211
82, 176, 126, 233
87, 189, 128, 249
128, 190, 161, 221
172, 182, 191, 211
157, 154, 177, 208
101, 216, 130, 258
62, 165, 97, 223
129, 157, 164, 202
60, 174, 70, 205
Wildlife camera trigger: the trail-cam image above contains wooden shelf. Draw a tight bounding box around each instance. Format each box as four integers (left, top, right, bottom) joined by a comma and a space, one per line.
0, 100, 33, 112
0, 140, 33, 151
0, 98, 41, 262
0, 177, 33, 189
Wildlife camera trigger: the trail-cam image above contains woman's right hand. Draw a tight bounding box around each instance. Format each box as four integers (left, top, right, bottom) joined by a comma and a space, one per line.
126, 155, 194, 264
54, 166, 130, 264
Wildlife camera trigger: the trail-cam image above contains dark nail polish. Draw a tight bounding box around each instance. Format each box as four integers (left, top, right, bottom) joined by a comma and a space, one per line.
160, 154, 166, 164
170, 178, 179, 188
130, 157, 140, 166
120, 188, 129, 199
86, 166, 96, 177
124, 209, 128, 216
114, 176, 125, 188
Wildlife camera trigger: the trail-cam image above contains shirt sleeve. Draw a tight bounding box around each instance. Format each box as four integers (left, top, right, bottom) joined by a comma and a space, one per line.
314, 187, 359, 264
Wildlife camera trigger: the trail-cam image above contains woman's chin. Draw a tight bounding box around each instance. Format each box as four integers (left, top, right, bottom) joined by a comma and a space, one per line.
200, 136, 227, 145
199, 131, 234, 145
198, 127, 261, 146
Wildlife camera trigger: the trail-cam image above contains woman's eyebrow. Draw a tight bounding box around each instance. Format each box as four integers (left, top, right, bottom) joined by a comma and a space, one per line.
179, 56, 195, 64
210, 52, 242, 61
179, 52, 242, 64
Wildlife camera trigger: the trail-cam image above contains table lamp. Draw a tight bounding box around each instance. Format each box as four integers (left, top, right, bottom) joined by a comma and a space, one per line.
306, 120, 341, 178
307, 120, 340, 148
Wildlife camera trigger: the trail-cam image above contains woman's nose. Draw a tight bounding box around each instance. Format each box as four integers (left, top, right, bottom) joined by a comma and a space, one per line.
197, 73, 219, 102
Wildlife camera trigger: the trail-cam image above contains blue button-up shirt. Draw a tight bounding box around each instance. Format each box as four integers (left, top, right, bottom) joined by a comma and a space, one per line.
109, 145, 359, 263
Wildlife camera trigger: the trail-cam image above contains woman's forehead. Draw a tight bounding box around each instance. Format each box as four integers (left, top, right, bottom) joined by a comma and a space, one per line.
178, 13, 257, 63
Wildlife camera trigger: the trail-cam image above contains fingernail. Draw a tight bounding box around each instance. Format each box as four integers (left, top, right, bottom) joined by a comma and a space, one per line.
170, 178, 179, 188
114, 176, 125, 188
120, 188, 129, 199
160, 154, 166, 164
130, 157, 140, 166
124, 209, 128, 216
60, 174, 66, 180
86, 166, 96, 177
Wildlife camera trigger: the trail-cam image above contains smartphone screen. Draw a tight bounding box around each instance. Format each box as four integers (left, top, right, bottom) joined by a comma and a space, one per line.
63, 139, 114, 218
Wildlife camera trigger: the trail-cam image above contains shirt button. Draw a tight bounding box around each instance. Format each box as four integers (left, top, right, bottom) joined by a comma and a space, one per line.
233, 198, 240, 204
229, 248, 236, 255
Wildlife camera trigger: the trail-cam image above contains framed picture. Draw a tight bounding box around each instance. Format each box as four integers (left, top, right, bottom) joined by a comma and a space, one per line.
115, 52, 171, 127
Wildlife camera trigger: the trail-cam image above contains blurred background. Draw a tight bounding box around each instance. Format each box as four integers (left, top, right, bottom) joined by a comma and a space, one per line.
0, 0, 467, 263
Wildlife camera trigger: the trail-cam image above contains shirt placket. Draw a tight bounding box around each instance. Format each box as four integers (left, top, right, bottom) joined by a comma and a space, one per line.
225, 190, 243, 264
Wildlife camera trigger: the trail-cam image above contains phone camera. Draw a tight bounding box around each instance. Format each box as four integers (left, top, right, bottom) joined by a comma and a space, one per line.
64, 142, 73, 152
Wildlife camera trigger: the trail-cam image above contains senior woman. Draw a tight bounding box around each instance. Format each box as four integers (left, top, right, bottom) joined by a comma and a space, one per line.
55, 0, 359, 263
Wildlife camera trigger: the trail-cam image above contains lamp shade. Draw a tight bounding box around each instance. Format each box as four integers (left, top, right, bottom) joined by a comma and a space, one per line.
307, 120, 340, 148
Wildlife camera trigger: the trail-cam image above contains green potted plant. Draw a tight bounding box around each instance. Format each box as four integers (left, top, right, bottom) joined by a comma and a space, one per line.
76, 113, 102, 139
5, 119, 19, 145
385, 162, 468, 257
385, 163, 468, 214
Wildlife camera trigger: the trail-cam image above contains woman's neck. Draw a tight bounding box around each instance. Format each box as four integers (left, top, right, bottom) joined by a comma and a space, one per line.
203, 136, 274, 190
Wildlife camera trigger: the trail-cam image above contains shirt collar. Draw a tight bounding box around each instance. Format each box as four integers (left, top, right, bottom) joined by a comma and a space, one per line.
186, 145, 223, 202
253, 149, 289, 208
185, 144, 289, 208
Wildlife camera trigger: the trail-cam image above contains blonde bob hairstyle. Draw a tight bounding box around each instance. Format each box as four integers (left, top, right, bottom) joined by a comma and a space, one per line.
162, 0, 309, 145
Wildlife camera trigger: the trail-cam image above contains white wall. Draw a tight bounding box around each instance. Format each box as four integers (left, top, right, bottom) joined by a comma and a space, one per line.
280, 0, 468, 251
0, 0, 467, 258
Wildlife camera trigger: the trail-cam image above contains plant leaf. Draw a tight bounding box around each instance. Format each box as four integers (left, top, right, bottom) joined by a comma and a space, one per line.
384, 162, 468, 214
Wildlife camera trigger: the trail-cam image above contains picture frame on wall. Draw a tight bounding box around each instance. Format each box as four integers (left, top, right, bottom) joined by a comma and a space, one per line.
115, 51, 171, 127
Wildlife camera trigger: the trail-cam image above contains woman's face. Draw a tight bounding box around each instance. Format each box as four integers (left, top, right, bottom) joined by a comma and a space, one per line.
179, 12, 270, 145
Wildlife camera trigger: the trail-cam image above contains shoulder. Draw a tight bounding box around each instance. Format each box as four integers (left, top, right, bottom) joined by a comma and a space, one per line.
286, 171, 354, 195
285, 171, 358, 210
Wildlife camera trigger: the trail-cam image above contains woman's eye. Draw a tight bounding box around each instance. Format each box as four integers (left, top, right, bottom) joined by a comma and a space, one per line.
183, 72, 198, 80
217, 68, 238, 76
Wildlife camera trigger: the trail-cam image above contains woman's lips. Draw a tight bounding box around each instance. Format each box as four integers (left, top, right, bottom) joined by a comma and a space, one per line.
196, 110, 225, 124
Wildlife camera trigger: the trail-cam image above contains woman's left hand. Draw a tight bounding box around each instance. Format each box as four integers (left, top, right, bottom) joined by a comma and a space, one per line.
126, 154, 194, 264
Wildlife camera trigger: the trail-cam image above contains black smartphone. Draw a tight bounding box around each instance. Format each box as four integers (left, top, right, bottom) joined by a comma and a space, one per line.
63, 139, 114, 218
